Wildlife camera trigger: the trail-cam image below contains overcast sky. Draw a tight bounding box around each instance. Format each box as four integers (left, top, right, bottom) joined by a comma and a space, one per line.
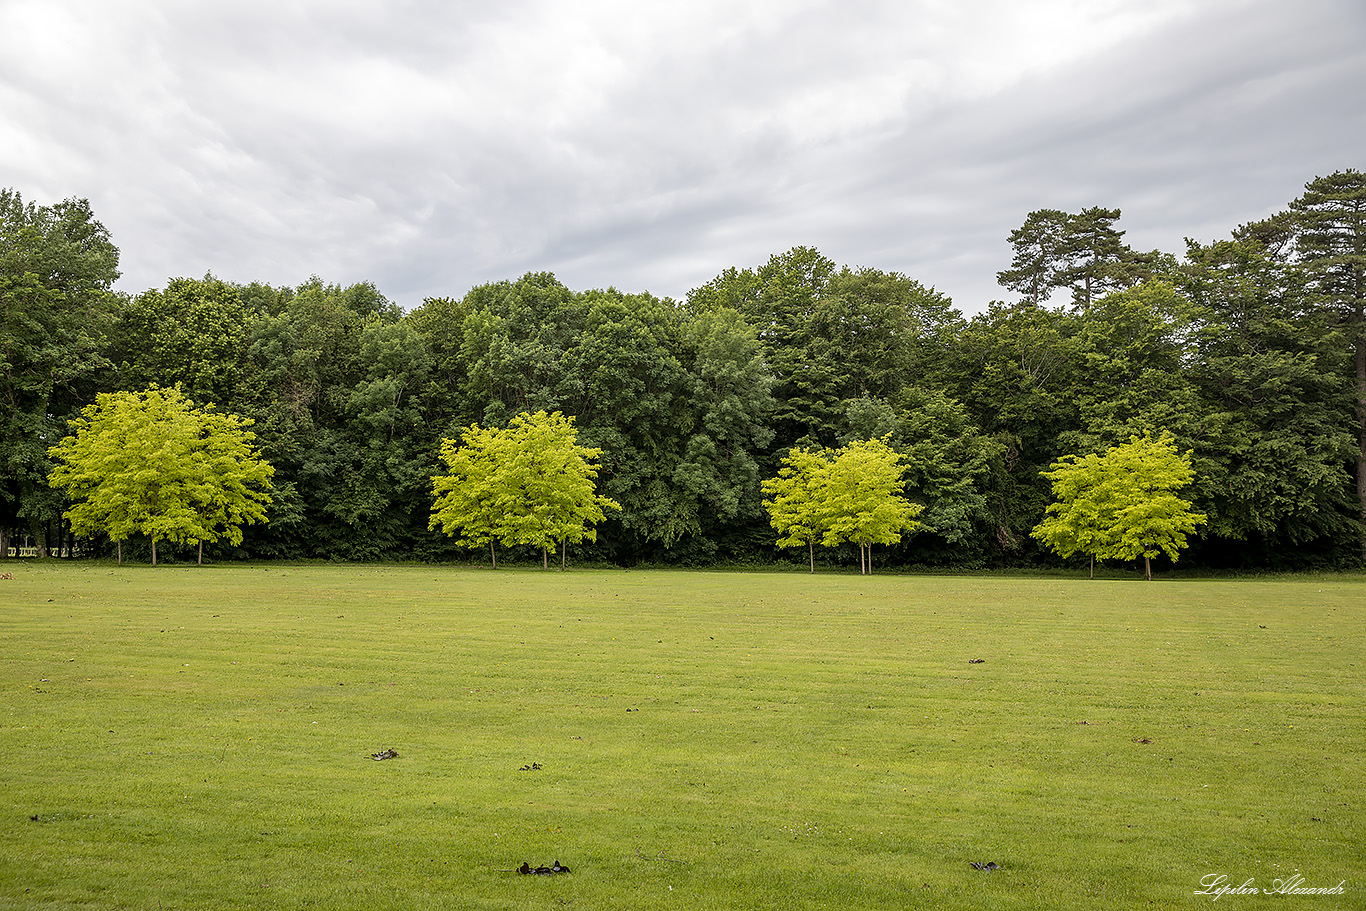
2, 0, 1362, 315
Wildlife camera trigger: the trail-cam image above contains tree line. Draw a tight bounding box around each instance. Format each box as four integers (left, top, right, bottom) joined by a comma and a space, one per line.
1, 170, 1363, 571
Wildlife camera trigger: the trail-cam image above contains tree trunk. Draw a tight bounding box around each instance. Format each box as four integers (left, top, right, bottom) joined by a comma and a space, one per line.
117, 540, 122, 565
152, 538, 158, 566
0, 526, 9, 559
560, 539, 566, 571
808, 539, 814, 574
1356, 300, 1366, 561
489, 541, 497, 569
197, 540, 203, 565
1144, 555, 1151, 581
1090, 554, 1094, 579
542, 546, 548, 569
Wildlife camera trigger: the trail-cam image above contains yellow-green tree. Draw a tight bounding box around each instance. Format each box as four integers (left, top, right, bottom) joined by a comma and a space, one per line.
762, 438, 922, 574
1033, 433, 1206, 580
429, 423, 506, 566
47, 385, 273, 564
1029, 449, 1111, 579
821, 438, 924, 575
430, 410, 619, 569
761, 447, 832, 573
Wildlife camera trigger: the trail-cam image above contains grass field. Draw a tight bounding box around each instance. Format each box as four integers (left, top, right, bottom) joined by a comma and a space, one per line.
0, 564, 1361, 909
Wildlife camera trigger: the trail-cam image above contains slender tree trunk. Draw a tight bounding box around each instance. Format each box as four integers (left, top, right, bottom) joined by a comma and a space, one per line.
1090, 554, 1094, 579
1144, 555, 1151, 581
1356, 303, 1366, 561
117, 540, 122, 565
560, 539, 566, 571
0, 526, 9, 559
152, 538, 158, 567
542, 546, 548, 569
489, 541, 497, 569
197, 541, 203, 565
808, 539, 814, 574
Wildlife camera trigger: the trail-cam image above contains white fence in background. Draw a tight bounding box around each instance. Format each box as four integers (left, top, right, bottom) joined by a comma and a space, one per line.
6, 547, 79, 558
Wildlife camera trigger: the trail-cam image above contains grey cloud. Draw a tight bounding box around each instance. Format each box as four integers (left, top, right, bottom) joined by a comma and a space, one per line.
1, 0, 1360, 315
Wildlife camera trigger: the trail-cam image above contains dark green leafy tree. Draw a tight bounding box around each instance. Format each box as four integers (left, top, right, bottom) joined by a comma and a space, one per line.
675, 306, 776, 554
939, 301, 1086, 558
689, 247, 838, 447
1289, 170, 1366, 558
235, 278, 435, 560
109, 275, 252, 409
1062, 281, 1205, 454
417, 278, 777, 563
1179, 229, 1356, 560
1, 189, 121, 557
841, 389, 1000, 551
454, 273, 583, 426
565, 290, 696, 552
690, 249, 953, 450
407, 294, 477, 437
819, 268, 956, 400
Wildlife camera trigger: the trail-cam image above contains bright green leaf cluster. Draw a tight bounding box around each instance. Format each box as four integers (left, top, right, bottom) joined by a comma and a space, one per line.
762, 437, 923, 573
429, 410, 621, 568
1032, 433, 1207, 579
47, 385, 274, 563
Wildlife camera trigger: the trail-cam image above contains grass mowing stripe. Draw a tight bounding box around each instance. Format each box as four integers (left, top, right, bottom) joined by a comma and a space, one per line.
1, 564, 1361, 910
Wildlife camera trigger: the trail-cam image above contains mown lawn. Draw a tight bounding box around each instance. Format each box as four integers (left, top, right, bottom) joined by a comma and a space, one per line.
0, 564, 1360, 909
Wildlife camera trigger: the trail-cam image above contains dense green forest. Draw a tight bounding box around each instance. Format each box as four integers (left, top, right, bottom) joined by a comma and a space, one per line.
2, 171, 1363, 570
